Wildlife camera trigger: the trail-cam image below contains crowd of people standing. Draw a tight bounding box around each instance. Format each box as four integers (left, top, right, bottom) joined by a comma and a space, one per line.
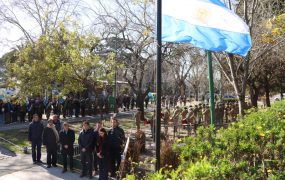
135, 101, 243, 138
1, 95, 111, 124
28, 113, 125, 180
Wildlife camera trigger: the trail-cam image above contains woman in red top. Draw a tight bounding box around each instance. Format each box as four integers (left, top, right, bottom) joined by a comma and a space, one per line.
97, 128, 109, 180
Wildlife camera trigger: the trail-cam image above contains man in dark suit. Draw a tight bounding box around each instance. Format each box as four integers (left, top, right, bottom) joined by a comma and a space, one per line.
108, 117, 125, 177
43, 119, 59, 168
78, 121, 94, 179
59, 122, 75, 173
28, 114, 44, 164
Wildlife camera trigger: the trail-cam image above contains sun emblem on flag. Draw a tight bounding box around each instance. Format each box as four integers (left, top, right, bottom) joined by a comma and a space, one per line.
196, 8, 210, 24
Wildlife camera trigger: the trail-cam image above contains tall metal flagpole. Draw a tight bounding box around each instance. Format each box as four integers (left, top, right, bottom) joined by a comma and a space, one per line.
206, 50, 215, 125
155, 0, 162, 171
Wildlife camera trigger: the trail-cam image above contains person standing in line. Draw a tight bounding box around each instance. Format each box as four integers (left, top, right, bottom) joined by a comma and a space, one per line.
97, 128, 109, 180
43, 119, 59, 168
93, 121, 102, 176
202, 104, 210, 125
45, 100, 52, 120
78, 121, 94, 179
108, 117, 125, 177
11, 100, 18, 123
80, 98, 86, 117
74, 98, 80, 118
19, 100, 27, 123
59, 122, 75, 173
130, 95, 135, 110
68, 97, 74, 117
163, 107, 170, 135
171, 106, 181, 137
27, 99, 35, 122
28, 114, 44, 164
144, 95, 149, 109
0, 100, 3, 123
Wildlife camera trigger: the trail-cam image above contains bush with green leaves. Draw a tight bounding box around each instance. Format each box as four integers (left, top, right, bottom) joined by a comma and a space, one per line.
146, 100, 285, 179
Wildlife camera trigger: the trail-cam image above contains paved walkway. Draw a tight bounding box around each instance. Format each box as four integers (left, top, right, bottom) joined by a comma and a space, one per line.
0, 153, 98, 180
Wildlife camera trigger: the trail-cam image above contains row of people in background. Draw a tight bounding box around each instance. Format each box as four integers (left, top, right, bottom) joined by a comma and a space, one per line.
1, 96, 110, 124
165, 102, 247, 136
0, 93, 187, 125
134, 102, 247, 139
28, 113, 125, 180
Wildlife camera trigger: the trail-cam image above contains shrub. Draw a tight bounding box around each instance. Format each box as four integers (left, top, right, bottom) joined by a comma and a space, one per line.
135, 130, 146, 153
160, 140, 180, 171
147, 100, 285, 179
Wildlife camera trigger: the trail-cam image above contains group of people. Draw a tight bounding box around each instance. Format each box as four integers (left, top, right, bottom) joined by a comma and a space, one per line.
1, 95, 111, 124
166, 102, 241, 135
134, 102, 242, 138
28, 113, 125, 180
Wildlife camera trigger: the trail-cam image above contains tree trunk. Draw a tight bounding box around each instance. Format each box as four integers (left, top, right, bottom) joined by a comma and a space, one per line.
228, 54, 247, 116
220, 70, 224, 100
249, 85, 260, 107
136, 92, 145, 120
179, 81, 186, 96
195, 90, 199, 101
238, 95, 245, 117
265, 82, 271, 107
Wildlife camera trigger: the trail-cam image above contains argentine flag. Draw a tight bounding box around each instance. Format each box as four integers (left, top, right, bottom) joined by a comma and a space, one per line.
162, 0, 252, 56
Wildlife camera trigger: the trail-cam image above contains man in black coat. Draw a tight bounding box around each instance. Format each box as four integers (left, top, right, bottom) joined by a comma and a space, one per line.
80, 98, 86, 117
108, 117, 125, 177
78, 121, 94, 179
59, 122, 75, 173
43, 119, 59, 168
28, 114, 44, 164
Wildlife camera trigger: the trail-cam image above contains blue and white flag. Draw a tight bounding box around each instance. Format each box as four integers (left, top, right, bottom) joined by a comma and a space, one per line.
162, 0, 252, 56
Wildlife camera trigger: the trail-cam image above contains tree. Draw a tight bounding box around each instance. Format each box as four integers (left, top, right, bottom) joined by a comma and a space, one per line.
163, 45, 201, 97
247, 12, 285, 107
187, 57, 208, 101
213, 0, 285, 115
0, 0, 82, 44
6, 24, 116, 97
91, 0, 156, 118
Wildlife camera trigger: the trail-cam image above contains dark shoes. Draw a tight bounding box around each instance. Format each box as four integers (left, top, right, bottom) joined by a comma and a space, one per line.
52, 164, 57, 167
33, 161, 37, 164
37, 160, 43, 164
62, 169, 67, 173
47, 165, 51, 168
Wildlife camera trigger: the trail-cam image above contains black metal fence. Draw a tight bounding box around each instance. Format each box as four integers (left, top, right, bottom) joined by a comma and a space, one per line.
57, 144, 82, 170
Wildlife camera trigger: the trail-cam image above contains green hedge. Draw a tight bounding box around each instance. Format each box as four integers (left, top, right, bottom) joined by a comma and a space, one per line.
146, 100, 285, 180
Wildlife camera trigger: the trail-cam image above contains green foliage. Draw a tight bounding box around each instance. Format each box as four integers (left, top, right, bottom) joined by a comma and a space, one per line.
0, 129, 30, 154
148, 100, 285, 179
262, 13, 285, 44
6, 22, 118, 96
